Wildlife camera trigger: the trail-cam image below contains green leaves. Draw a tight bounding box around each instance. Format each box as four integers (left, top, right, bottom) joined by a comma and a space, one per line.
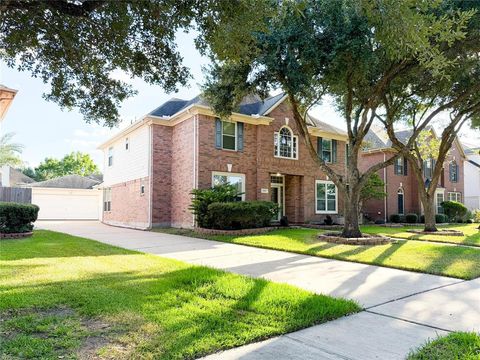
0, 133, 24, 168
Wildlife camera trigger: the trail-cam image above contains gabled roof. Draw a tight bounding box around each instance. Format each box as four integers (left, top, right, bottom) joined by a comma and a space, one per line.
468, 159, 480, 169
6, 167, 36, 186
148, 93, 287, 118
306, 114, 347, 137
28, 174, 101, 189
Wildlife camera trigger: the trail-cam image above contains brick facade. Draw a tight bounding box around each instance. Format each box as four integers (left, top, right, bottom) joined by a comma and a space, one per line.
103, 99, 348, 228
360, 139, 465, 222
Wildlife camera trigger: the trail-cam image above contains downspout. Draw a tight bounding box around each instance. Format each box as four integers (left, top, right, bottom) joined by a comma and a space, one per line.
192, 114, 198, 227
383, 151, 387, 223
147, 124, 153, 229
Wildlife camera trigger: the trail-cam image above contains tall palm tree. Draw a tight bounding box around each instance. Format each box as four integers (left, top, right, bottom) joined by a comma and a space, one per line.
0, 132, 23, 167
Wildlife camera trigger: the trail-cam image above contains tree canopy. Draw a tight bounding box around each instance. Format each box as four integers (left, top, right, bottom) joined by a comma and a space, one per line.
0, 132, 23, 168
23, 151, 100, 181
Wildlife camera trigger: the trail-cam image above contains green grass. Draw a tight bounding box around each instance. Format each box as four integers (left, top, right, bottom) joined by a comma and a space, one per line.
158, 226, 480, 280
360, 223, 480, 247
0, 230, 359, 360
407, 332, 480, 360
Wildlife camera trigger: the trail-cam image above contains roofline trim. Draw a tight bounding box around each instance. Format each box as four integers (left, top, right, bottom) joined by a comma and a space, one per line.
308, 126, 348, 141
262, 94, 288, 115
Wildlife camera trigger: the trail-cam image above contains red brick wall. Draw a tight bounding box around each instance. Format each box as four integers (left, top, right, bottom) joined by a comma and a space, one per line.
103, 176, 150, 229
442, 140, 465, 198
151, 124, 172, 226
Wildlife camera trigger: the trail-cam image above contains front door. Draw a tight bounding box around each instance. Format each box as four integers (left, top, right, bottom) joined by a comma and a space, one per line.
270, 175, 285, 221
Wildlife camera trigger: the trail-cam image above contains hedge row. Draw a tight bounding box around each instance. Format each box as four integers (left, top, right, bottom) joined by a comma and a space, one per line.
0, 202, 39, 233
389, 213, 449, 224
207, 201, 278, 230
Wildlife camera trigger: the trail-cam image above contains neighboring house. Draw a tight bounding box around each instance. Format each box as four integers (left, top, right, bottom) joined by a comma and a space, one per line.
360, 127, 465, 222
464, 145, 480, 210
0, 84, 17, 123
0, 166, 36, 187
98, 93, 348, 229
25, 174, 102, 220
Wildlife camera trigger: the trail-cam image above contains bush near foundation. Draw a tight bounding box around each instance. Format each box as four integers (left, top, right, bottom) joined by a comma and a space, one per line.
441, 201, 467, 222
389, 214, 401, 223
207, 201, 278, 230
0, 202, 39, 233
405, 213, 418, 223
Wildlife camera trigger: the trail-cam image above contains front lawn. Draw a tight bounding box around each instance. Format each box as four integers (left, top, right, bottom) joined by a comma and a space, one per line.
407, 332, 480, 360
0, 230, 359, 360
171, 227, 480, 279
361, 223, 480, 247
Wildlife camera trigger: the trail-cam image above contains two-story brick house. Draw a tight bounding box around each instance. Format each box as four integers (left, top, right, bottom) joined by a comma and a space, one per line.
360, 127, 465, 222
98, 94, 348, 229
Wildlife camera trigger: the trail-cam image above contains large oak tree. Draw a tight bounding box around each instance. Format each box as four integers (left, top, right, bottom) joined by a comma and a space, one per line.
201, 0, 474, 237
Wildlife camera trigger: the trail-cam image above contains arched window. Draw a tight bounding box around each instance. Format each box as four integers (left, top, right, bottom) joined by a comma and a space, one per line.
274, 126, 298, 159
449, 160, 458, 182
397, 188, 404, 215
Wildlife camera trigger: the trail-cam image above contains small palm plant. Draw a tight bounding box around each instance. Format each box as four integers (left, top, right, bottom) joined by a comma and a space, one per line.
0, 132, 23, 167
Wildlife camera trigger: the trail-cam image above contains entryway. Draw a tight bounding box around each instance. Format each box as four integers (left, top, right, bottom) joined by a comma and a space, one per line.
270, 175, 285, 221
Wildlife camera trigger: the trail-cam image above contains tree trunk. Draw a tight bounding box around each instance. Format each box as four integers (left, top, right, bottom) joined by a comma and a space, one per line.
341, 191, 362, 238
421, 194, 438, 232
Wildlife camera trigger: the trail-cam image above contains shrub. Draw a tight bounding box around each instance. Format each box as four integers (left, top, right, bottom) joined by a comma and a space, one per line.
190, 184, 240, 228
389, 214, 401, 223
441, 201, 467, 222
420, 215, 425, 223
405, 213, 418, 224
435, 214, 448, 223
324, 215, 333, 225
280, 216, 289, 227
473, 209, 480, 223
0, 202, 39, 233
467, 219, 473, 224
207, 201, 278, 230
374, 219, 385, 225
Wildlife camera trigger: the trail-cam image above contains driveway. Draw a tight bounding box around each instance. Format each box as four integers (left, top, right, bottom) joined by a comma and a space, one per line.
37, 221, 479, 359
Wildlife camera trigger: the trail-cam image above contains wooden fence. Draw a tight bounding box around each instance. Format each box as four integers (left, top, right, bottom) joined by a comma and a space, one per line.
0, 187, 32, 204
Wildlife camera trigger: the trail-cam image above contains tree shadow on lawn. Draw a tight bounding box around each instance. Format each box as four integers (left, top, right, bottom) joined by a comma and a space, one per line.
1, 264, 357, 359
422, 245, 480, 280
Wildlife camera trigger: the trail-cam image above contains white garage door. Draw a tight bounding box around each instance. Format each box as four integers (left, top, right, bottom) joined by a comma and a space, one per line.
32, 188, 100, 220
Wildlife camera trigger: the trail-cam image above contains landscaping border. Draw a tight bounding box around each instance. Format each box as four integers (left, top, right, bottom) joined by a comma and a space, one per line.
0, 232, 33, 239
195, 227, 281, 236
318, 232, 392, 245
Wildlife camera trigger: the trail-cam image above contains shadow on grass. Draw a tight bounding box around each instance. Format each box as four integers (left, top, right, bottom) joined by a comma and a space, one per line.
1, 261, 358, 359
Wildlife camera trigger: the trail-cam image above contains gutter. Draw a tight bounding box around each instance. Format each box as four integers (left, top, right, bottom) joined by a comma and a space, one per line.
383, 151, 387, 223
147, 124, 153, 229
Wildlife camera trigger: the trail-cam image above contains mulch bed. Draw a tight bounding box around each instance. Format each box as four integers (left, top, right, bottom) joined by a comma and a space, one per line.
318, 232, 392, 245
406, 229, 464, 236
195, 227, 280, 236
0, 232, 33, 239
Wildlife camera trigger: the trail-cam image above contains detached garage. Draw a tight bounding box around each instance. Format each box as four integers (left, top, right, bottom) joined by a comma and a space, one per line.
29, 175, 102, 220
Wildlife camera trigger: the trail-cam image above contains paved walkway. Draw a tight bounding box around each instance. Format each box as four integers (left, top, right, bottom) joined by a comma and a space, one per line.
37, 221, 480, 360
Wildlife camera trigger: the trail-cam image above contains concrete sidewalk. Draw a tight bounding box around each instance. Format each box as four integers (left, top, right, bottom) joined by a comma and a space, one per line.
37, 221, 479, 359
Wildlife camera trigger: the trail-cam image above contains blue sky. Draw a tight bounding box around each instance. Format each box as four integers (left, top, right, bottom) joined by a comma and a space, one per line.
1, 31, 478, 170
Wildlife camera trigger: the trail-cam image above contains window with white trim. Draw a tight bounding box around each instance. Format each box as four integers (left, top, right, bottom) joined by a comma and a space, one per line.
212, 172, 245, 201
449, 161, 458, 182
321, 139, 333, 163
448, 192, 461, 202
222, 121, 236, 150
315, 180, 337, 213
108, 147, 114, 167
103, 188, 112, 211
436, 192, 444, 214
274, 126, 298, 159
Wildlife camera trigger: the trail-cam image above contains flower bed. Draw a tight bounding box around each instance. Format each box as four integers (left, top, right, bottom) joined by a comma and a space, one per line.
318, 232, 392, 245
195, 227, 279, 236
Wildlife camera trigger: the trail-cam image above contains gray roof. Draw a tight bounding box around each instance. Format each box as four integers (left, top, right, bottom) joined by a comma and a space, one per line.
364, 128, 414, 150
468, 160, 480, 169
149, 93, 286, 118
306, 114, 347, 136
29, 174, 101, 189
8, 167, 36, 186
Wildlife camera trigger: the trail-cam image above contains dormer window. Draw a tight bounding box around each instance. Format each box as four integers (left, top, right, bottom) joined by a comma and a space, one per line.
274, 126, 298, 159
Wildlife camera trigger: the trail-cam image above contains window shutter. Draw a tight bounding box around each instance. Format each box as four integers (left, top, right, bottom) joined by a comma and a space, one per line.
345, 143, 349, 165
332, 140, 337, 163
456, 164, 459, 182
215, 119, 222, 148
403, 157, 408, 175
237, 122, 244, 151
317, 137, 323, 158
449, 163, 453, 181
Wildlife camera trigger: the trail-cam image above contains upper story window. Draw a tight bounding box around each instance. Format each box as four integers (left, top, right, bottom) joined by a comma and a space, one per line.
108, 147, 114, 167
125, 137, 129, 151
449, 161, 458, 182
215, 119, 244, 151
317, 138, 337, 163
423, 158, 434, 179
103, 188, 112, 211
274, 126, 298, 159
212, 171, 245, 201
394, 157, 407, 175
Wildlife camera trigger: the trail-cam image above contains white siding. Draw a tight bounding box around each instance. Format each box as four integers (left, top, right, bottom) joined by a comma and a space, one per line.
103, 125, 150, 185
465, 152, 480, 210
